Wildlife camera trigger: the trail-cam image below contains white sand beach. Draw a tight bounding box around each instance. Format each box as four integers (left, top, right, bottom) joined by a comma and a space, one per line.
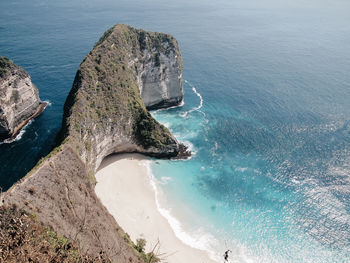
95, 154, 217, 263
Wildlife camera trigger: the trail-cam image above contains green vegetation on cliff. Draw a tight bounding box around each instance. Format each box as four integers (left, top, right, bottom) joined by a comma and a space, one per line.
123, 234, 160, 263
0, 206, 109, 262
0, 56, 13, 78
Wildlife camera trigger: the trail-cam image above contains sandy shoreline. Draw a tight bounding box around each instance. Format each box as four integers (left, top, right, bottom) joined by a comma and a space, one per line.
95, 154, 217, 263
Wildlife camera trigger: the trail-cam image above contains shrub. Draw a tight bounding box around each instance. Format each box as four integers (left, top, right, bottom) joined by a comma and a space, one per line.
135, 238, 146, 253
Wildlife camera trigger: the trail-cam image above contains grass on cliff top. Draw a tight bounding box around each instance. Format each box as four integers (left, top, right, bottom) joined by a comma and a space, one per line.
123, 233, 161, 263
0, 56, 13, 78
0, 206, 110, 262
0, 206, 161, 263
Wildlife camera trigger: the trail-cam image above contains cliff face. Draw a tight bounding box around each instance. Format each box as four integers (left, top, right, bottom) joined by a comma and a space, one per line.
2, 24, 187, 262
135, 30, 184, 109
60, 24, 186, 171
0, 56, 43, 140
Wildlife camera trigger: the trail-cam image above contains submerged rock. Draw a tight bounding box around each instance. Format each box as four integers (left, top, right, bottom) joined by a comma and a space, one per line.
0, 56, 46, 140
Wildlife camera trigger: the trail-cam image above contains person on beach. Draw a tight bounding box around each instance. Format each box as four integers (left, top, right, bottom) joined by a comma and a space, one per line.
224, 249, 232, 262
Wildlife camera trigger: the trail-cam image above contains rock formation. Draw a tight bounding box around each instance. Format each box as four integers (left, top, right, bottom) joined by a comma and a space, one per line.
2, 24, 189, 262
59, 24, 187, 171
135, 29, 184, 110
0, 56, 46, 140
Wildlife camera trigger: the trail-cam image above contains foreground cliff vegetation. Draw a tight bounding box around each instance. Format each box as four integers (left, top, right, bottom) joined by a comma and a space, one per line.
0, 206, 162, 263
0, 206, 109, 262
0, 57, 12, 78
123, 235, 161, 263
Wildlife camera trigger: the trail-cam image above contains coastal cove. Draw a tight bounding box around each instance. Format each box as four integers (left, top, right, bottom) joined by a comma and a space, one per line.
95, 154, 217, 263
1, 0, 350, 262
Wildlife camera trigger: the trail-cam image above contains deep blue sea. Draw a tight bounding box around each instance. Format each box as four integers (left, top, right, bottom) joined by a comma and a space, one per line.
1, 0, 350, 262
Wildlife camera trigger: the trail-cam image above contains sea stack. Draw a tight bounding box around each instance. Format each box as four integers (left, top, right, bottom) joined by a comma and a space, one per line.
0, 56, 45, 140
2, 24, 189, 262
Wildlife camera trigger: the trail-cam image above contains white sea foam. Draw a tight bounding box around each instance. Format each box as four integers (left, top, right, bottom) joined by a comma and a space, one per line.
159, 176, 172, 185
183, 140, 196, 155
235, 167, 248, 172
0, 100, 50, 145
0, 119, 34, 145
144, 160, 263, 263
209, 141, 219, 158
142, 161, 221, 262
152, 99, 185, 114
42, 100, 52, 107
181, 80, 206, 118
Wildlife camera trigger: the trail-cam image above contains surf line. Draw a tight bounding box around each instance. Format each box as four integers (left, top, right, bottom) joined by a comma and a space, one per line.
182, 80, 205, 118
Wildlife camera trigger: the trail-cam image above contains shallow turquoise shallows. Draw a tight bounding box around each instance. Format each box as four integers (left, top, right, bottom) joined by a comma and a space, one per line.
1, 0, 350, 262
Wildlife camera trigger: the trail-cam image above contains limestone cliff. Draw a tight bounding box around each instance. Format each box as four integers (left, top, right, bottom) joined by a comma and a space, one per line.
2, 24, 188, 262
59, 24, 187, 171
135, 28, 184, 109
0, 56, 45, 140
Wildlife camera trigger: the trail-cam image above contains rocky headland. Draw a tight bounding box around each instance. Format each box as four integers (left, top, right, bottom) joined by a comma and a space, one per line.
59, 24, 189, 172
0, 56, 46, 141
1, 24, 189, 262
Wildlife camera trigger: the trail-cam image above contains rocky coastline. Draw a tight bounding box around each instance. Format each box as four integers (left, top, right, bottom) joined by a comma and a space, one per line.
4, 101, 47, 142
1, 24, 190, 262
0, 56, 46, 141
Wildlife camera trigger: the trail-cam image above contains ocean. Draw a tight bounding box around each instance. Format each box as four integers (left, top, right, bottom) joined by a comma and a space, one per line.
1, 0, 350, 262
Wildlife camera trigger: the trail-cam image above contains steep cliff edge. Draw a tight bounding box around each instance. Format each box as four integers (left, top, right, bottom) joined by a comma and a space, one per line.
135, 27, 184, 109
0, 56, 46, 140
4, 145, 147, 262
2, 25, 188, 262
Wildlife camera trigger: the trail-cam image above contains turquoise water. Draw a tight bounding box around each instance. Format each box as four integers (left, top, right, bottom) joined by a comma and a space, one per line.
1, 0, 350, 261
151, 79, 350, 261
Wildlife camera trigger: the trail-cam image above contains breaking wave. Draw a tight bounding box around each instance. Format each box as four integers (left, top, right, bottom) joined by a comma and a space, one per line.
181, 80, 205, 118
143, 160, 221, 262
0, 120, 34, 145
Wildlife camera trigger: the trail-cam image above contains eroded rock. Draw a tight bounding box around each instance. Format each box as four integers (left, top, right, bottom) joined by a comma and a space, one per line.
0, 56, 45, 140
